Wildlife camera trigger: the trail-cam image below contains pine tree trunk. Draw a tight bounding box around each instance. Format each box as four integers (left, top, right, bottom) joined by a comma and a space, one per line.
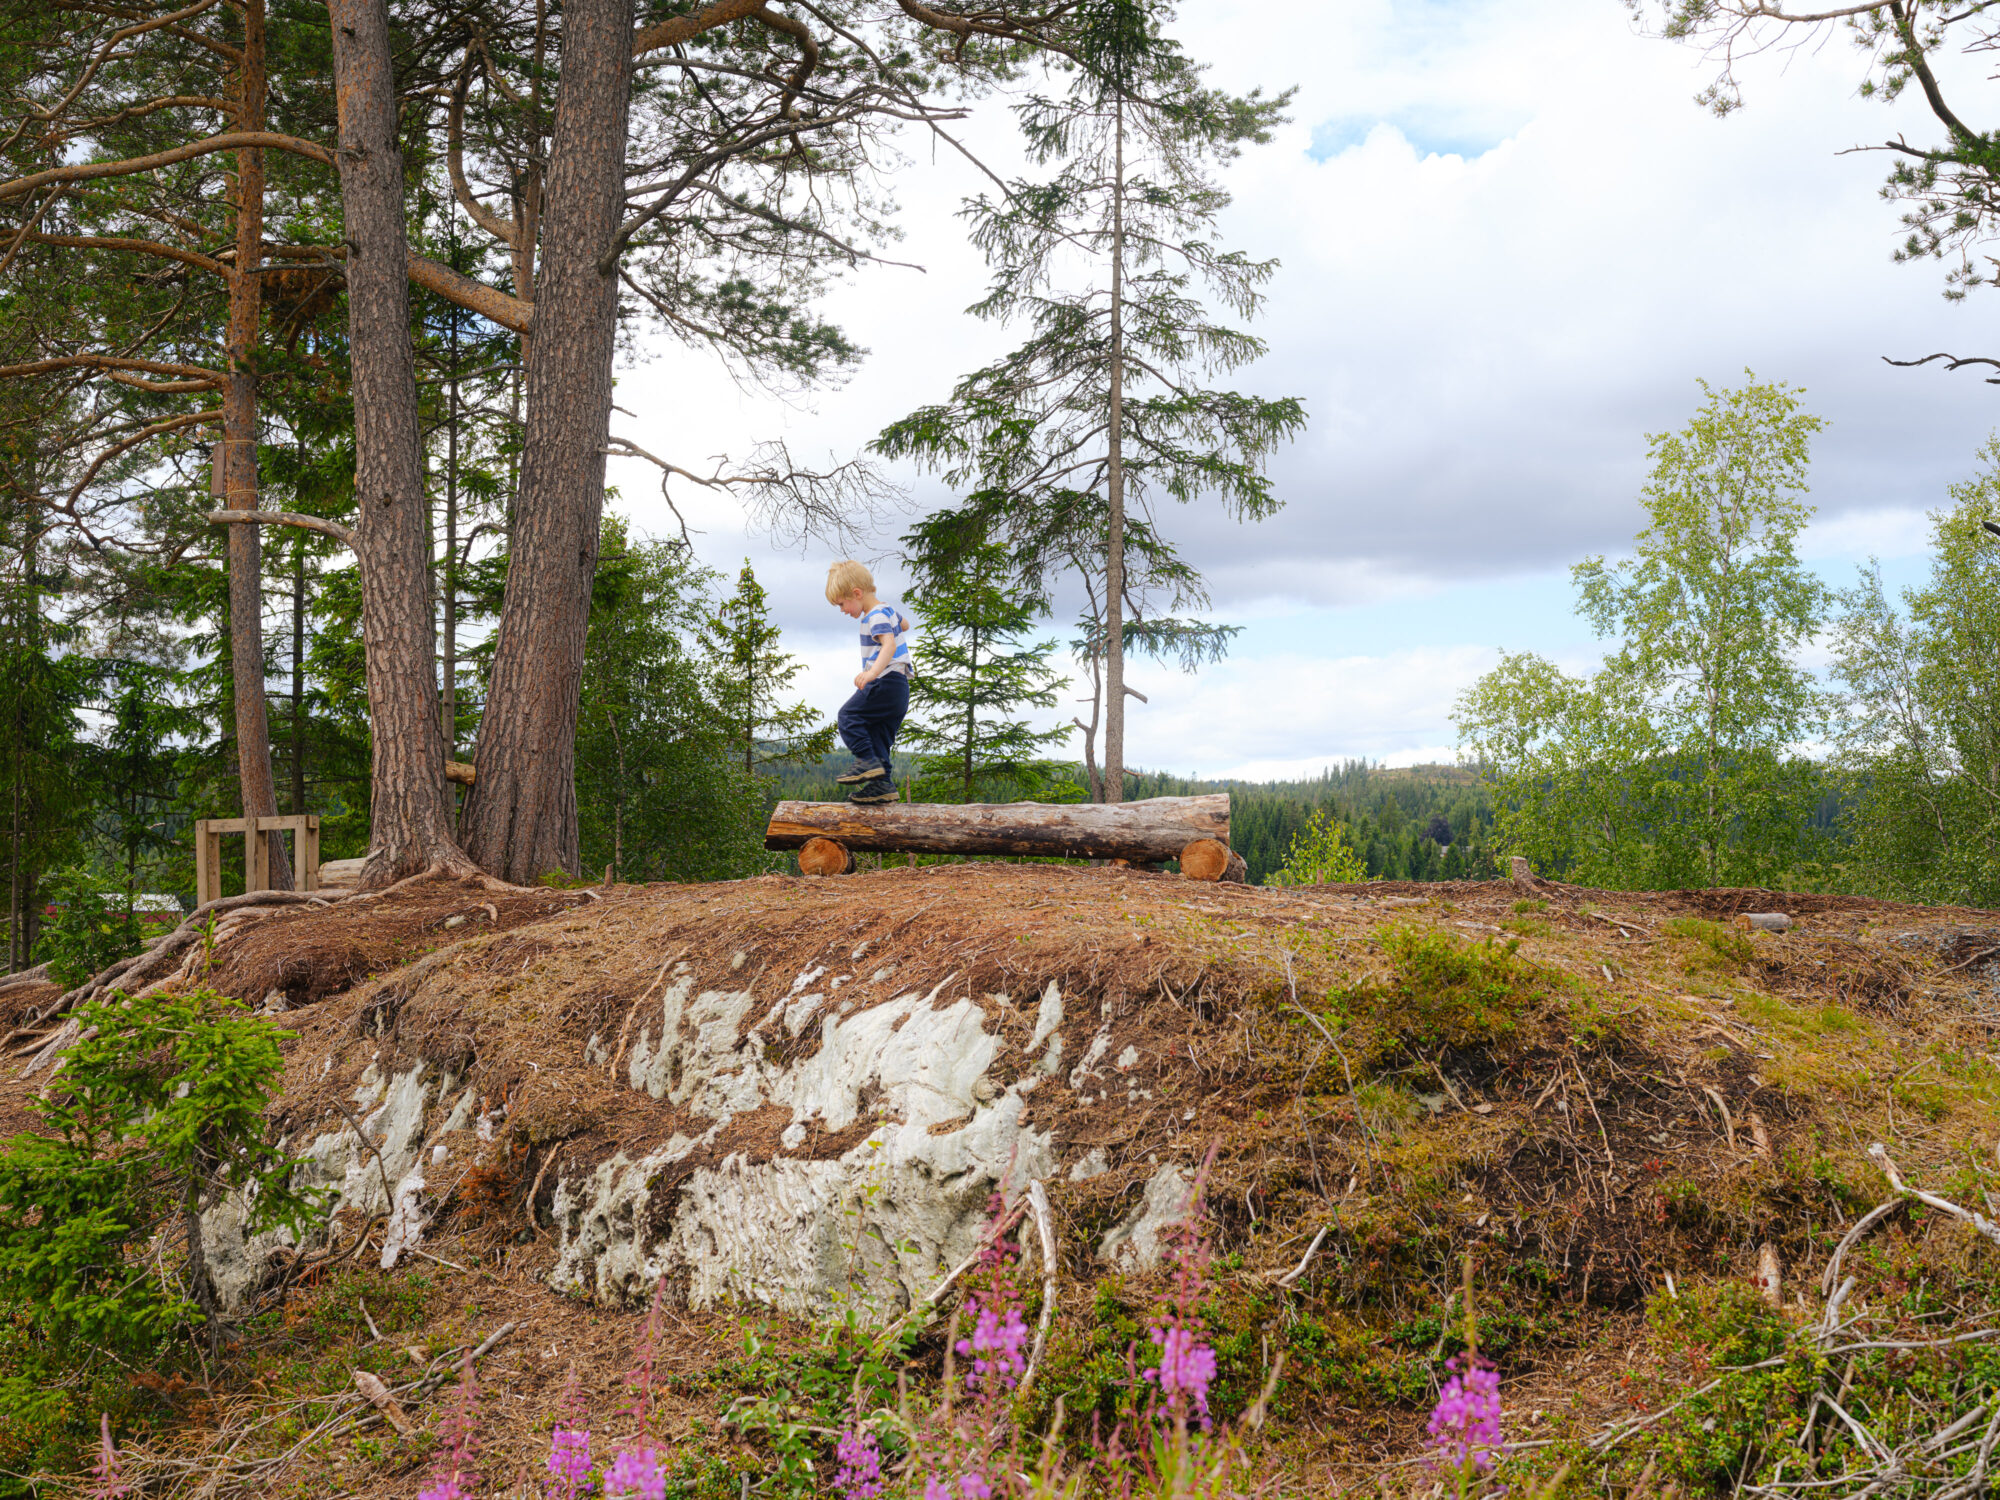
1101, 93, 1127, 805
224, 0, 292, 889
328, 0, 474, 885
460, 0, 634, 884
441, 291, 459, 752
290, 533, 305, 813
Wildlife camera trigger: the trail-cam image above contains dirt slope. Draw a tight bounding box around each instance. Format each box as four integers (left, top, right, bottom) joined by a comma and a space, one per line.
11, 864, 2000, 1496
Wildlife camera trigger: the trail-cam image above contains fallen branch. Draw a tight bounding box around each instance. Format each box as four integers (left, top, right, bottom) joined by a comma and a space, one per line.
1019, 1179, 1059, 1399
1870, 1142, 2000, 1246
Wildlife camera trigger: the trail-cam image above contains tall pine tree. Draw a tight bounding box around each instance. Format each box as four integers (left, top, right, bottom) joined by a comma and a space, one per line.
876, 0, 1303, 802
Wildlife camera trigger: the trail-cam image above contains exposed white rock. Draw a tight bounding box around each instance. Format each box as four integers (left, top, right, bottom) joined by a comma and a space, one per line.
1099, 1163, 1194, 1268
208, 953, 1189, 1321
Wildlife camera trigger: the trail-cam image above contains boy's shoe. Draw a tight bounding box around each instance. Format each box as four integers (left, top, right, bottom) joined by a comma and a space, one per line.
835, 759, 887, 784
847, 780, 898, 804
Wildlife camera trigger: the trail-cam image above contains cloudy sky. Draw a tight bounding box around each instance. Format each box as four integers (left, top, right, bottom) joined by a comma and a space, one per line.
606, 0, 2000, 782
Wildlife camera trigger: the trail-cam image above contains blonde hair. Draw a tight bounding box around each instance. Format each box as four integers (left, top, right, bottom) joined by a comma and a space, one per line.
825, 559, 875, 603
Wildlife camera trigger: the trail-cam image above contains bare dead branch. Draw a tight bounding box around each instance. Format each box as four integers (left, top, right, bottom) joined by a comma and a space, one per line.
207, 508, 357, 546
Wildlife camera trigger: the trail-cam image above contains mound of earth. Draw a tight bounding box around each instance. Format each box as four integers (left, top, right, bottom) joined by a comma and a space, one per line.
10, 862, 2000, 1493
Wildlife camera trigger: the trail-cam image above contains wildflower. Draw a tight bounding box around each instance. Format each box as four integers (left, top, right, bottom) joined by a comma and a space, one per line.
1426, 1355, 1505, 1474
85, 1414, 134, 1500
835, 1426, 886, 1500
1144, 1323, 1219, 1428
420, 1353, 483, 1499
955, 1291, 1030, 1391
922, 1474, 993, 1500
603, 1444, 667, 1500
545, 1425, 594, 1497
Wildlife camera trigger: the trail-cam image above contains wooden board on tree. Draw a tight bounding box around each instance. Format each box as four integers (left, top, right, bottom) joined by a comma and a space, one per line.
764, 794, 1231, 863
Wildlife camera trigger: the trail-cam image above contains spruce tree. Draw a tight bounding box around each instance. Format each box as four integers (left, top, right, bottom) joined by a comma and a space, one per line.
713, 562, 835, 779
903, 537, 1075, 804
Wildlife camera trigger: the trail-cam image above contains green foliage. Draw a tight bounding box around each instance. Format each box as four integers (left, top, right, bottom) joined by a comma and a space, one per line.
1265, 806, 1368, 886
713, 561, 837, 780
0, 988, 329, 1356
719, 1313, 919, 1496
34, 865, 148, 988
1661, 915, 1755, 968
902, 536, 1079, 803
1828, 438, 2000, 905
576, 524, 772, 882
1333, 925, 1569, 1058
1457, 377, 1833, 890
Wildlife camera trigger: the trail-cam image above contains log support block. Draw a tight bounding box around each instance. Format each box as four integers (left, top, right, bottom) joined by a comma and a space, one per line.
1180, 838, 1246, 883
798, 837, 855, 877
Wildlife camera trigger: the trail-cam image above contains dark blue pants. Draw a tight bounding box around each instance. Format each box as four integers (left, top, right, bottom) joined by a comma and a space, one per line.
837, 673, 909, 772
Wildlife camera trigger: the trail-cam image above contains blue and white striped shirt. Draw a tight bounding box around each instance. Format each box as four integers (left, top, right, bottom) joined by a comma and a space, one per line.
860, 602, 914, 677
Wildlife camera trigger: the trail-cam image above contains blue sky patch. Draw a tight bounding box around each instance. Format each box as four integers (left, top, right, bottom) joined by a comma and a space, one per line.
1309, 115, 1514, 162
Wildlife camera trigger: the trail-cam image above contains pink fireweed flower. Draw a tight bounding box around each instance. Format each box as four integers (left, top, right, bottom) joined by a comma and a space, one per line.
421, 1353, 483, 1500
1144, 1323, 1219, 1428
955, 1292, 1030, 1391
603, 1444, 667, 1500
1427, 1355, 1505, 1473
835, 1426, 885, 1500
85, 1414, 134, 1500
545, 1426, 594, 1497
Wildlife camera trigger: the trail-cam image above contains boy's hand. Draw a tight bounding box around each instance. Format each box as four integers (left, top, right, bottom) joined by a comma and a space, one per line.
853, 672, 868, 689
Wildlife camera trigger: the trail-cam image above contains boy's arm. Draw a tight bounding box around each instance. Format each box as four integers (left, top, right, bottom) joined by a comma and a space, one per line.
857, 631, 897, 684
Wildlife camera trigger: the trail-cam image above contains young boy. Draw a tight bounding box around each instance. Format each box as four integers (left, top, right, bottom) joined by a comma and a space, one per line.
826, 560, 913, 804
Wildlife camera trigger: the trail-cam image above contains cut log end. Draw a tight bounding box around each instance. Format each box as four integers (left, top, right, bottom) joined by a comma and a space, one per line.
798, 837, 855, 877
1734, 912, 1794, 933
1181, 839, 1246, 883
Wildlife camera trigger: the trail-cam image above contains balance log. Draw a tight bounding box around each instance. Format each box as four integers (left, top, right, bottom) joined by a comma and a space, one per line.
764, 793, 1230, 863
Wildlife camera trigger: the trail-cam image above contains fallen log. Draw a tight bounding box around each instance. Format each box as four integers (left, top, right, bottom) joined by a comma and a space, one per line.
764, 794, 1230, 863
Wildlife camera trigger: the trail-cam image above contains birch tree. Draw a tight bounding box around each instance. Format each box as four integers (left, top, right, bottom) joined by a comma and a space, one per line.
1829, 440, 2000, 904
1458, 377, 1832, 888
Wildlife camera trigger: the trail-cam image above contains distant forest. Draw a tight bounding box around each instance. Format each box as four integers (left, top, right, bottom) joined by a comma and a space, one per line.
763, 757, 1498, 887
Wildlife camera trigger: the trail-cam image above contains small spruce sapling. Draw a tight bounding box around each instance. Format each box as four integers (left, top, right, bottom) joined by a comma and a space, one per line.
0, 987, 330, 1356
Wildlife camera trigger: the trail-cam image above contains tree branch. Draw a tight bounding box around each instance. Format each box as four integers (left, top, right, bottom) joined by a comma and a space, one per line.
448, 64, 521, 248
0, 353, 226, 383
10, 230, 228, 278
0, 131, 333, 201
406, 252, 531, 332
207, 508, 357, 546
633, 0, 764, 60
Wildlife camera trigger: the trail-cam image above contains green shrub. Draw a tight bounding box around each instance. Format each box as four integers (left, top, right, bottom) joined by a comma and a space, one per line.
0, 988, 330, 1358
1266, 808, 1368, 886
1342, 925, 1564, 1054
1663, 915, 1755, 968
34, 865, 150, 988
